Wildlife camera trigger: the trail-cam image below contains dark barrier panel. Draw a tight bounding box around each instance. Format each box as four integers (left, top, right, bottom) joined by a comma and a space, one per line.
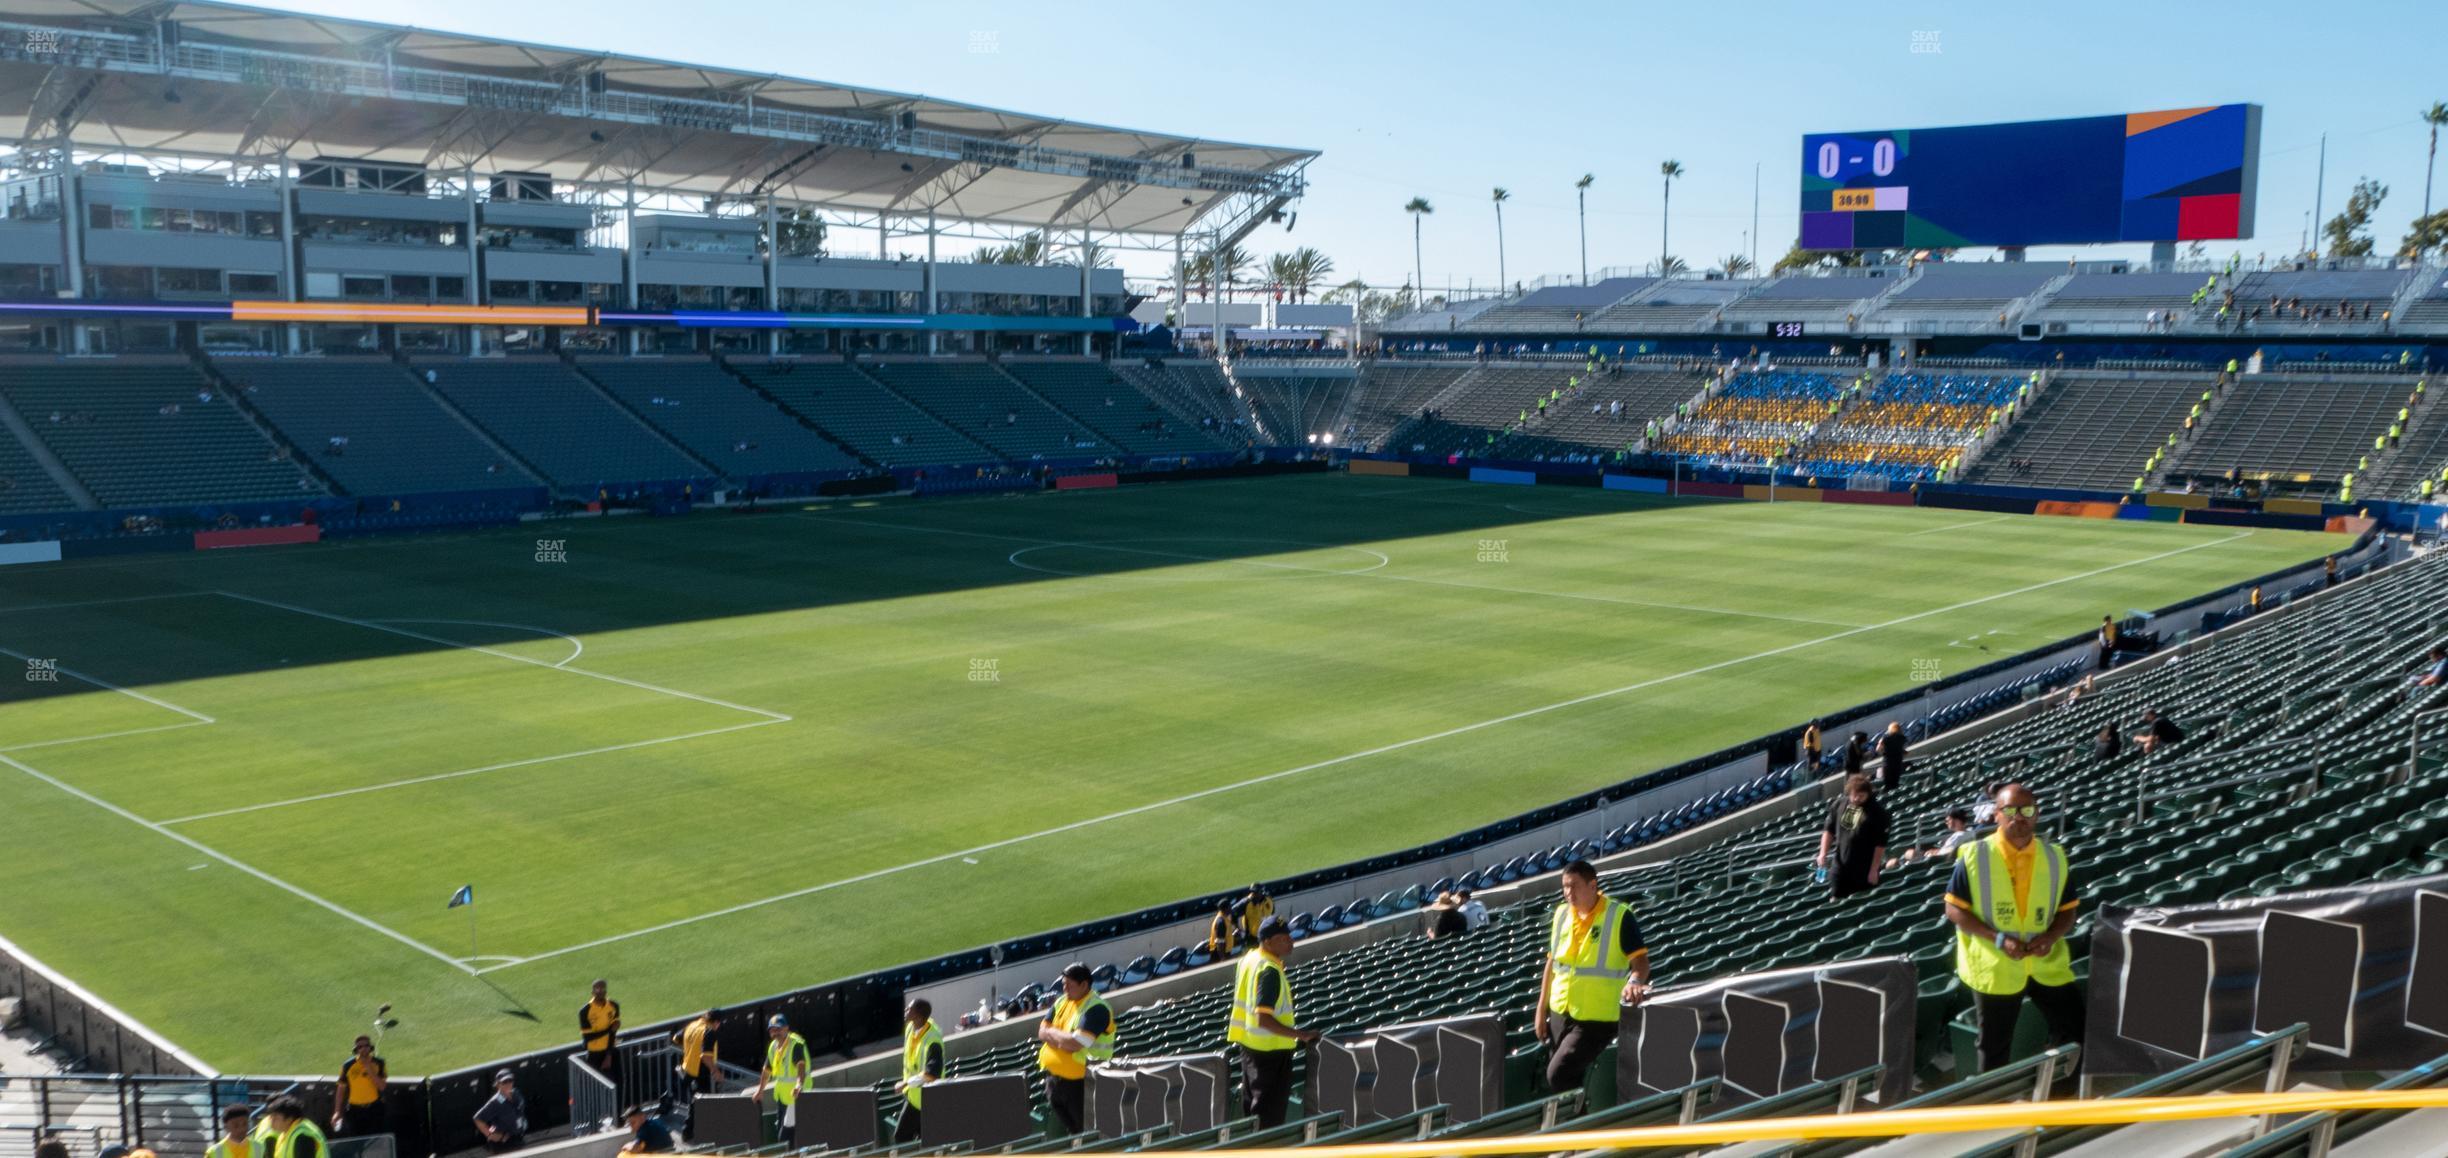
2088, 874, 2448, 1074
1407, 462, 1471, 481
1915, 491, 2042, 515
817, 475, 901, 498
918, 1074, 1035, 1150
1616, 957, 1915, 1107
1055, 473, 1120, 491
59, 534, 192, 559
2179, 508, 2330, 533
797, 1088, 881, 1152
1117, 459, 1330, 486
1824, 490, 1915, 507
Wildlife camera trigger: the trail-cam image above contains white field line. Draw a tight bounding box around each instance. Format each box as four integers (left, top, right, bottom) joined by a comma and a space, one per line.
368, 618, 585, 668
0, 591, 220, 615
0, 749, 475, 974
157, 718, 786, 825
483, 528, 2255, 972
211, 591, 789, 723
1899, 515, 2016, 538
0, 720, 214, 753
797, 514, 1871, 628
0, 644, 216, 723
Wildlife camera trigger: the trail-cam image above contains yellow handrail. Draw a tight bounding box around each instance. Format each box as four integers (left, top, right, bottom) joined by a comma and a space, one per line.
1191, 1088, 2448, 1156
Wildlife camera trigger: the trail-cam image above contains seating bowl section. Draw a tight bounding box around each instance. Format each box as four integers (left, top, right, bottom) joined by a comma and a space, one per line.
0, 360, 310, 508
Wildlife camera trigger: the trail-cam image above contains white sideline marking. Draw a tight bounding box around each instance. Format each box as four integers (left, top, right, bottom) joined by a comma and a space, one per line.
800, 514, 1869, 628
0, 644, 216, 724
212, 590, 789, 723
368, 618, 585, 668
0, 720, 214, 753
0, 750, 475, 974
157, 718, 786, 825
1900, 515, 2015, 538
483, 528, 2256, 973
0, 591, 219, 615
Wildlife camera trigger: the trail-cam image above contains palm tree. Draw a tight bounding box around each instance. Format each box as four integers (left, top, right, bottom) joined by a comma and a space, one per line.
1278, 247, 1334, 302
1658, 160, 1684, 276
1404, 197, 1433, 306
2424, 102, 2448, 222
1654, 256, 1688, 276
1491, 187, 1511, 294
1574, 174, 1595, 286
1718, 253, 1754, 277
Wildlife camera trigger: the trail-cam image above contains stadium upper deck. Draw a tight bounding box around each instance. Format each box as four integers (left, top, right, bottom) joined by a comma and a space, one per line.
0, 0, 1316, 357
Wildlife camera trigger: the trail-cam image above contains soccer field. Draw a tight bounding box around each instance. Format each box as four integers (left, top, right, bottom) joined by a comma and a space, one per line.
0, 473, 2334, 1072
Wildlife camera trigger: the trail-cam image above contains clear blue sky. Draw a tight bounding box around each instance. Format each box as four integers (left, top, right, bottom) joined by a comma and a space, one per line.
248, 0, 2448, 288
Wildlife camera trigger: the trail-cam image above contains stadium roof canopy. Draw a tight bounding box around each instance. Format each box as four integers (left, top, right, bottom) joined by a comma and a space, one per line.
0, 0, 1314, 239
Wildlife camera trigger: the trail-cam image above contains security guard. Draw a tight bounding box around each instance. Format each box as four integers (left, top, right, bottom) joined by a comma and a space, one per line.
332, 1035, 386, 1136
670, 1008, 723, 1099
893, 999, 944, 1144
1536, 860, 1650, 1095
1227, 917, 1318, 1127
751, 1014, 813, 1144
578, 980, 622, 1091
1237, 884, 1275, 945
1036, 964, 1114, 1136
1943, 783, 2084, 1072
206, 1106, 256, 1158
261, 1097, 326, 1158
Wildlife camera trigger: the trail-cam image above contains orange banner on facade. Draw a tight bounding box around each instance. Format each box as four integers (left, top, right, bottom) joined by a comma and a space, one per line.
230, 302, 591, 326
2035, 501, 2119, 519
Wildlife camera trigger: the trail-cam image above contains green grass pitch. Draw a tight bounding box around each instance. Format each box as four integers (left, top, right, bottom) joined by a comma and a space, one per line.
0, 474, 2333, 1072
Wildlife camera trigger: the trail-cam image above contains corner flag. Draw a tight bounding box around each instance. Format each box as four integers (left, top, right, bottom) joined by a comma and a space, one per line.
448, 884, 474, 908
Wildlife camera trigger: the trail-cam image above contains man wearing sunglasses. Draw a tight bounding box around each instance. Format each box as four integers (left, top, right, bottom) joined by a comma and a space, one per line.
1943, 783, 2084, 1072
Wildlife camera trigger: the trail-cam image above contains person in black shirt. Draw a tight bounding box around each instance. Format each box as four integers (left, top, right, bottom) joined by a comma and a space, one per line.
2093, 724, 2122, 761
1842, 732, 1869, 775
1817, 775, 1891, 901
1877, 721, 1909, 789
619, 1105, 674, 1154
2134, 709, 2185, 754
473, 1071, 528, 1154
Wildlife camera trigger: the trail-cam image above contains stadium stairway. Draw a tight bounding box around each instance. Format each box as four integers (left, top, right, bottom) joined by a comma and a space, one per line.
0, 358, 317, 509
846, 540, 2438, 1137
2160, 374, 2415, 498
569, 355, 867, 478
0, 387, 90, 512
996, 359, 1227, 454
1961, 371, 2205, 493
859, 359, 1114, 460
1107, 361, 1257, 445
209, 355, 538, 496
408, 357, 711, 492
731, 359, 995, 468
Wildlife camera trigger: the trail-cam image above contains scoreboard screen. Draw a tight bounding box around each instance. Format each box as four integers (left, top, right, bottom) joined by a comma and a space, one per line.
1800, 104, 2259, 250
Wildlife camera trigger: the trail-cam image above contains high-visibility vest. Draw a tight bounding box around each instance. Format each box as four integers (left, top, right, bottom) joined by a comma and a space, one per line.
1546, 898, 1636, 1022
207, 1138, 255, 1158
1952, 835, 2076, 996
766, 1032, 812, 1105
1227, 950, 1299, 1052
902, 1020, 943, 1109
1038, 991, 1114, 1079
273, 1119, 328, 1158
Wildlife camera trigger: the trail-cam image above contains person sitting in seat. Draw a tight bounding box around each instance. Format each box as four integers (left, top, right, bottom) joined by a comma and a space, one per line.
2132, 709, 2185, 754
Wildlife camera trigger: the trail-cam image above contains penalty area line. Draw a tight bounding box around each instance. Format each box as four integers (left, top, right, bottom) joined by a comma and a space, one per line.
479, 529, 2254, 974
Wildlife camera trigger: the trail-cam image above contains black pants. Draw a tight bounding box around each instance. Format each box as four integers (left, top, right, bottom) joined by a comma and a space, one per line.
1046, 1074, 1086, 1136
1239, 1048, 1295, 1129
339, 1103, 386, 1137
1973, 979, 2086, 1072
893, 1106, 922, 1144
1544, 1015, 1619, 1095
585, 1048, 617, 1098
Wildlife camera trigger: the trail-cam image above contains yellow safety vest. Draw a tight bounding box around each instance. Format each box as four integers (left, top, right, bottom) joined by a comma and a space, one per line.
1227, 949, 1299, 1052
1037, 992, 1114, 1079
1952, 836, 2076, 995
1547, 898, 1635, 1022
273, 1119, 327, 1158
902, 1020, 943, 1110
765, 1032, 811, 1106
207, 1138, 255, 1158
